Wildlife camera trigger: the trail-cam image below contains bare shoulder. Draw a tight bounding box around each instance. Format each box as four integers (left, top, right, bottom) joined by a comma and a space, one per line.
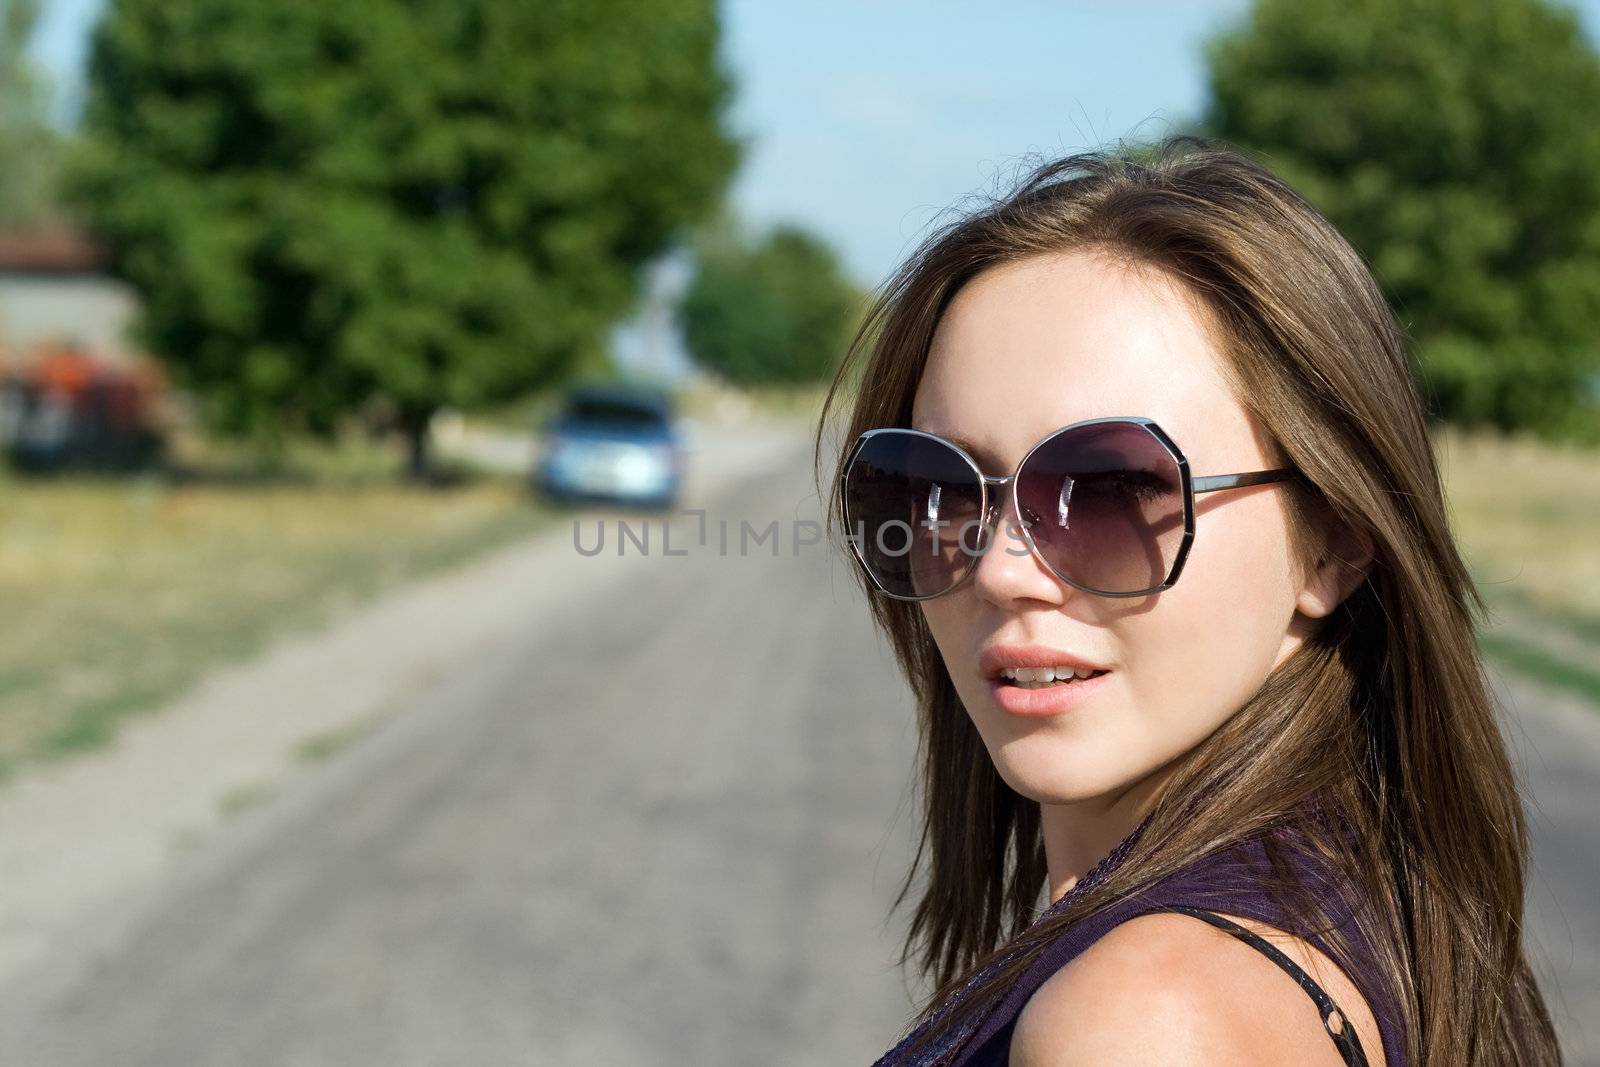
1009, 910, 1386, 1067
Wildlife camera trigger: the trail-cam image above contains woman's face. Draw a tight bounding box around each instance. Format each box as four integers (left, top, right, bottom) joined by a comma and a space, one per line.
912, 250, 1319, 809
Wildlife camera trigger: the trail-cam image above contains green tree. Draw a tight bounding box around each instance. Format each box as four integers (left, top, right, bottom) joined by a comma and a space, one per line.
1199, 0, 1600, 441
69, 0, 741, 477
0, 0, 59, 226
681, 216, 861, 386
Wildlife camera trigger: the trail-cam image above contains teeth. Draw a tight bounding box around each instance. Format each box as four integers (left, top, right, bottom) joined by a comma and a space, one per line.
999, 665, 1103, 687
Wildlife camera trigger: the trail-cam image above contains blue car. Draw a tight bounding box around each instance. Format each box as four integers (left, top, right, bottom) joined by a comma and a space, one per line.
534, 383, 684, 511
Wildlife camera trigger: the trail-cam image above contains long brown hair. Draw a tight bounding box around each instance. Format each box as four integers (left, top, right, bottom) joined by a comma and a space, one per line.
812, 134, 1560, 1066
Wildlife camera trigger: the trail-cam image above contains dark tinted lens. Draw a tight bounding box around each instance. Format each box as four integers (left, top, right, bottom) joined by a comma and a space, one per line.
1014, 422, 1185, 594
843, 432, 986, 597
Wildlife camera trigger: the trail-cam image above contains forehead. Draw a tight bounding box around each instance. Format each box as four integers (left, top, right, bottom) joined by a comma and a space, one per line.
911, 250, 1257, 469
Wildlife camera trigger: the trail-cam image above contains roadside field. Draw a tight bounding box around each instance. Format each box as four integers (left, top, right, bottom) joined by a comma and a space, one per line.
0, 430, 555, 777
1436, 426, 1600, 706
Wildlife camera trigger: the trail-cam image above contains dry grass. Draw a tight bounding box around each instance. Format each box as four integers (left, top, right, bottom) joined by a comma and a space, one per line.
0, 430, 554, 775
675, 377, 832, 425
1434, 425, 1600, 707
1435, 425, 1600, 625
468, 374, 835, 435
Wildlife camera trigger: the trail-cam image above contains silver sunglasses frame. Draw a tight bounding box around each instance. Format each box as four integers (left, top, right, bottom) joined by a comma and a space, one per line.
839, 415, 1299, 600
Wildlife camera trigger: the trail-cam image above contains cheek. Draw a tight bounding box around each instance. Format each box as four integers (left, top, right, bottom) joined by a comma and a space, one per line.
1123, 499, 1300, 728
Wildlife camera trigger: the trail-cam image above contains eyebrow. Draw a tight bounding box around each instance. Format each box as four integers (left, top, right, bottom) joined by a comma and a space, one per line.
912, 427, 997, 468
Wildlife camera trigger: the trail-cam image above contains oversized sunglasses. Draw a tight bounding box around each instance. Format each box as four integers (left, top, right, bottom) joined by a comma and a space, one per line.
840, 416, 1298, 600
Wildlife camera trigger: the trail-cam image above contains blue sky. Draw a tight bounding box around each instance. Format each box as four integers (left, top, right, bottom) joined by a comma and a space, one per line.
719, 0, 1250, 283
28, 0, 1600, 287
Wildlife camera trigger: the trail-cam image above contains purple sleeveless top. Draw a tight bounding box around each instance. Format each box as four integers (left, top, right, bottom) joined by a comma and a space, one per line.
871, 816, 1408, 1067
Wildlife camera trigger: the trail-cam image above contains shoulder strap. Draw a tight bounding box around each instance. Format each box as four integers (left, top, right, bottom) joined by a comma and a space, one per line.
1149, 904, 1370, 1067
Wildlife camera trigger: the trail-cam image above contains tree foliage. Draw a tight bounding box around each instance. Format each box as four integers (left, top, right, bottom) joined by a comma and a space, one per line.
681, 217, 860, 386
1200, 0, 1600, 440
0, 0, 59, 226
69, 0, 741, 475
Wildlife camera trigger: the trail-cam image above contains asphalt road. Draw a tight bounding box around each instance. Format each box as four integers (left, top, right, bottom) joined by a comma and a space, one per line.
1504, 665, 1600, 1066
5, 440, 1596, 1066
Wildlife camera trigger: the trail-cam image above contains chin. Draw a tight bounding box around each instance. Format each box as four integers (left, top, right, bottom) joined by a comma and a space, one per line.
987, 733, 1136, 806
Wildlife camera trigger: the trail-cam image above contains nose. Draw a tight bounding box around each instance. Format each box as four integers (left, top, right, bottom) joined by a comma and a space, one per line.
966, 482, 1071, 609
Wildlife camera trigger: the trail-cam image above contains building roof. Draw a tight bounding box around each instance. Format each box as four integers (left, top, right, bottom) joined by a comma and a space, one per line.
0, 230, 110, 274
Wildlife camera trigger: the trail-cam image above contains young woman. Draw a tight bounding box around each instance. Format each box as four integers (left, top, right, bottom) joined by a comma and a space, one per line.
814, 135, 1561, 1066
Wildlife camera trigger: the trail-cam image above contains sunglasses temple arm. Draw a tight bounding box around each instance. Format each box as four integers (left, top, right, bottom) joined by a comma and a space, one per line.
1192, 468, 1298, 494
